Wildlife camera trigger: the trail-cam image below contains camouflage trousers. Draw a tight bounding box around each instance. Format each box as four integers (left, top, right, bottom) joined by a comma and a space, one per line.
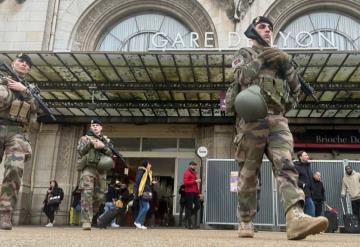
0, 124, 32, 213
79, 167, 107, 223
234, 115, 304, 222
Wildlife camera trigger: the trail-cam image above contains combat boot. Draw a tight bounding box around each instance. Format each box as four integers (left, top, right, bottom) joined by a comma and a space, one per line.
82, 222, 91, 230
0, 211, 12, 230
238, 221, 254, 238
286, 204, 328, 240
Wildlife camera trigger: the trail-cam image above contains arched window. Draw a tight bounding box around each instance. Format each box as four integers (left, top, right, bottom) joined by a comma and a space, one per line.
275, 11, 360, 50
97, 13, 192, 51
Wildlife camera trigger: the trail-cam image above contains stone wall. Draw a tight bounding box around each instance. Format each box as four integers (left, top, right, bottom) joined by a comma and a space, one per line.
0, 0, 50, 50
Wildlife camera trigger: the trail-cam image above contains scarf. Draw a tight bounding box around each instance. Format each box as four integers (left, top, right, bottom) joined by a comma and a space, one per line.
138, 168, 152, 196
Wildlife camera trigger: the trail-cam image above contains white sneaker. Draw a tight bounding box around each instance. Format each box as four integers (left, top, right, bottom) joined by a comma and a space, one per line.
111, 223, 120, 228
45, 222, 53, 227
134, 222, 142, 229
140, 225, 147, 230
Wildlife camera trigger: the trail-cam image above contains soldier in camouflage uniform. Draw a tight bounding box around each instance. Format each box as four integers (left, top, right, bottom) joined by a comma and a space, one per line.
0, 54, 37, 230
76, 119, 113, 230
232, 16, 328, 240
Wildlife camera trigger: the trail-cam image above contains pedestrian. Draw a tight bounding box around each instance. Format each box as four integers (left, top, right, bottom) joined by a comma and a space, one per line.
70, 186, 81, 226
133, 160, 153, 229
98, 179, 120, 228
43, 180, 64, 227
76, 118, 114, 230
183, 161, 201, 229
312, 171, 326, 217
341, 165, 360, 224
294, 151, 315, 216
178, 184, 186, 226
0, 54, 38, 230
231, 16, 328, 240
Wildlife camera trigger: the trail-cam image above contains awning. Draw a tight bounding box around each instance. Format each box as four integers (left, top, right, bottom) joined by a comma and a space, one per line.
0, 50, 359, 124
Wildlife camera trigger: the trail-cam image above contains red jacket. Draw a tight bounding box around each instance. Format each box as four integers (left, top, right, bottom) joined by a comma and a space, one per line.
183, 167, 199, 193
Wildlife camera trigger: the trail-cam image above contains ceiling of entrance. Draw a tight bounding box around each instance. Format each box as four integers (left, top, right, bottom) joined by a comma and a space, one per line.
0, 50, 359, 124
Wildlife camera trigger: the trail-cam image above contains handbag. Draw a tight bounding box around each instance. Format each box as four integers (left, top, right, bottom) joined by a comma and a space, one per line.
142, 191, 153, 201
47, 195, 61, 206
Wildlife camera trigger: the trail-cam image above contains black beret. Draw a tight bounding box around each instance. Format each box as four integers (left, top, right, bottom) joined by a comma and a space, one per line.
16, 53, 32, 68
189, 161, 197, 166
90, 118, 102, 125
252, 16, 273, 30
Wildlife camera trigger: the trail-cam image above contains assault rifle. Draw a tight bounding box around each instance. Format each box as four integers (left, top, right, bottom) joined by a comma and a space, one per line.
244, 24, 318, 102
0, 61, 57, 120
89, 129, 126, 163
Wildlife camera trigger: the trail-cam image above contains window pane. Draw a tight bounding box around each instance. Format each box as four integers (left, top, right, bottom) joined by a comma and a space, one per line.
142, 138, 177, 152
97, 13, 191, 52
111, 138, 140, 151
179, 138, 195, 152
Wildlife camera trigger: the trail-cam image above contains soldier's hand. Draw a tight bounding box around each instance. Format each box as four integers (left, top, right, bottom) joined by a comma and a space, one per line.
6, 78, 27, 93
92, 139, 105, 149
258, 47, 289, 64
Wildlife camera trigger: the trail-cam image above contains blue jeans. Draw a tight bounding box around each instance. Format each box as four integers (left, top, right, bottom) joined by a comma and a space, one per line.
100, 202, 116, 224
304, 197, 315, 217
135, 199, 150, 225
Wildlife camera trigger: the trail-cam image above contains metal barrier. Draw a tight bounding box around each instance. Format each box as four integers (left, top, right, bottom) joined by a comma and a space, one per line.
204, 159, 360, 228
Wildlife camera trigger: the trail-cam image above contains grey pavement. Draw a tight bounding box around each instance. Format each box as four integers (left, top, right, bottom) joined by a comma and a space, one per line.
0, 226, 358, 247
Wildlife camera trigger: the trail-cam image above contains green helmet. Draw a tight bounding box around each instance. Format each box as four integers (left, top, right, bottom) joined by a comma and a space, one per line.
234, 85, 268, 122
97, 155, 113, 171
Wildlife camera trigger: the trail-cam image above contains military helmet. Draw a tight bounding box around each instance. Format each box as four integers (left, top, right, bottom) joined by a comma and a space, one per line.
234, 85, 268, 122
97, 155, 113, 171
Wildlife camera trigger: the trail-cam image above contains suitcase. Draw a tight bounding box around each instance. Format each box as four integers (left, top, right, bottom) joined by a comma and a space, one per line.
324, 209, 338, 233
341, 196, 360, 233
97, 208, 119, 229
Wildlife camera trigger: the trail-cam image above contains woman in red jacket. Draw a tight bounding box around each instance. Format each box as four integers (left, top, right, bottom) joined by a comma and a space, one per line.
183, 161, 201, 229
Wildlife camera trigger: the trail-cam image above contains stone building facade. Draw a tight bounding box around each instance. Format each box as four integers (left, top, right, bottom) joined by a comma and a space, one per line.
0, 0, 359, 225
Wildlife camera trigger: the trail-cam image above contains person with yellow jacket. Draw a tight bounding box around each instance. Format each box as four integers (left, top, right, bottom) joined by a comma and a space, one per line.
133, 160, 153, 229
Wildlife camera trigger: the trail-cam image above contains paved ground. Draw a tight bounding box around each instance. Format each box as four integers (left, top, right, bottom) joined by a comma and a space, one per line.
0, 226, 358, 247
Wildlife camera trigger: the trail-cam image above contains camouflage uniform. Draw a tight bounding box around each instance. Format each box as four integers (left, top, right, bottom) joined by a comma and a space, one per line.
76, 134, 112, 225
232, 46, 304, 223
0, 77, 37, 229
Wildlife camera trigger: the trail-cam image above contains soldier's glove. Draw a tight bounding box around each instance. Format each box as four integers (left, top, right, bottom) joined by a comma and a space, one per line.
92, 139, 105, 149
258, 47, 289, 64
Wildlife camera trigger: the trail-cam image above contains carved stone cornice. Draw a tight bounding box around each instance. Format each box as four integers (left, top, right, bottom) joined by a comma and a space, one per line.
71, 0, 217, 51
265, 0, 360, 34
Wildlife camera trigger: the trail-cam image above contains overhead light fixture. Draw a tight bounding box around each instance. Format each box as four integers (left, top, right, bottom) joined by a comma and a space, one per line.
88, 86, 97, 111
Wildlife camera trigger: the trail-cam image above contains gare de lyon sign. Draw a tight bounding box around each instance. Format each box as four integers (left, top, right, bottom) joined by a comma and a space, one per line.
150, 31, 340, 50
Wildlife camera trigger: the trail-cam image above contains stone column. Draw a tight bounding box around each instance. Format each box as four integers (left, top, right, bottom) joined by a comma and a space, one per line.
28, 123, 83, 225
197, 124, 234, 193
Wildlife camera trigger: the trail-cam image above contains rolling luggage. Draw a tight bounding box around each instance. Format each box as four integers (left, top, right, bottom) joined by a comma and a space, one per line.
324, 204, 338, 233
97, 208, 119, 229
341, 196, 360, 233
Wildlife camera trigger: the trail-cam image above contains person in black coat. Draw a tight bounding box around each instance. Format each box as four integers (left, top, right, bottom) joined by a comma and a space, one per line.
294, 151, 315, 216
178, 184, 186, 226
43, 180, 64, 227
312, 171, 326, 217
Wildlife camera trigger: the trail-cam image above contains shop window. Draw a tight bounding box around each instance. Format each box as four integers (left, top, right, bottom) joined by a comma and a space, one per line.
179, 138, 195, 152
111, 138, 140, 151
142, 138, 177, 152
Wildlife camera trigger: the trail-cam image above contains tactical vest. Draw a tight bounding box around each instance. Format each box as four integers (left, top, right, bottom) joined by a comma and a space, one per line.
77, 135, 112, 171
0, 79, 33, 124
237, 47, 297, 114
